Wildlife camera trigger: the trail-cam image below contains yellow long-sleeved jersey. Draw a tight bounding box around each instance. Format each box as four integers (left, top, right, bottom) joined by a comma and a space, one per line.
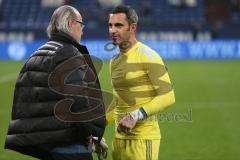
107, 41, 175, 139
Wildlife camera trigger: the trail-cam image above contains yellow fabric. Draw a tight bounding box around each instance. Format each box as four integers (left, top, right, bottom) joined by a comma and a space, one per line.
106, 92, 117, 125
108, 41, 175, 139
112, 138, 160, 160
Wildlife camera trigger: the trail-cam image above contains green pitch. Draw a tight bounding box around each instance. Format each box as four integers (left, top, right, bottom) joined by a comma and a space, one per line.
0, 60, 240, 160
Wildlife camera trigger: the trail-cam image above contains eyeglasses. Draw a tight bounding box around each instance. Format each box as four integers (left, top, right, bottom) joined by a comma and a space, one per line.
73, 19, 85, 29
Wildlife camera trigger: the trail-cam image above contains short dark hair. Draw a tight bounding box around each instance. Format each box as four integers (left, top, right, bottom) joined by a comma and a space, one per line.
111, 5, 138, 24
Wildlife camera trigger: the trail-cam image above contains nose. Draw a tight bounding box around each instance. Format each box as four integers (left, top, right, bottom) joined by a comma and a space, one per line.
109, 26, 117, 34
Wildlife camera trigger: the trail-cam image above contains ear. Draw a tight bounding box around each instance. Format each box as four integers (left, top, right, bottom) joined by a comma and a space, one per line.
68, 19, 74, 29
130, 23, 137, 33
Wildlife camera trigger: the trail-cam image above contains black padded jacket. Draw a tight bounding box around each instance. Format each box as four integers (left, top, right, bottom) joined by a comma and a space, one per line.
4, 32, 106, 159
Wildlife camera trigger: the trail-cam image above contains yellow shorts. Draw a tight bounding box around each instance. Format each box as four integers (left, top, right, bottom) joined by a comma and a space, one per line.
112, 138, 160, 160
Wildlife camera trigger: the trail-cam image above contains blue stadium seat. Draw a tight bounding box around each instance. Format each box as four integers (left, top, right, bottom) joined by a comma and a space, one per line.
0, 0, 239, 39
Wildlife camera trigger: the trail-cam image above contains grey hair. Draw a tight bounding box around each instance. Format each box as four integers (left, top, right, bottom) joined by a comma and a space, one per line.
47, 5, 78, 38
111, 5, 138, 24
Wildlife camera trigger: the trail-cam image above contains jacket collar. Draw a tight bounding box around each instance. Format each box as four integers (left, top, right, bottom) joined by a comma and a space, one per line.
49, 32, 88, 54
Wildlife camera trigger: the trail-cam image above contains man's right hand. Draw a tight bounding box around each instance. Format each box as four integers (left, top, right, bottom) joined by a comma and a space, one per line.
92, 137, 108, 160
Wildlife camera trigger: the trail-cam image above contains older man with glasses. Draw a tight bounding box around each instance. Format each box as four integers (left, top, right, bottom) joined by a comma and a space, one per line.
5, 5, 107, 160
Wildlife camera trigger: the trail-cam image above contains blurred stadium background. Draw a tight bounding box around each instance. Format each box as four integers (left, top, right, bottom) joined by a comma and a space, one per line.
0, 0, 240, 160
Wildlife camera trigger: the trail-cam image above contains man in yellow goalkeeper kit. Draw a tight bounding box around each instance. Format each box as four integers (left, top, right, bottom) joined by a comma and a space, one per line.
107, 5, 175, 160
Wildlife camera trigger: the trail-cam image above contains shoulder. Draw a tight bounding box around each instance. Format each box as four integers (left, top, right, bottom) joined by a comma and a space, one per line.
110, 53, 120, 66
57, 43, 79, 57
136, 42, 163, 64
53, 42, 83, 65
138, 42, 159, 57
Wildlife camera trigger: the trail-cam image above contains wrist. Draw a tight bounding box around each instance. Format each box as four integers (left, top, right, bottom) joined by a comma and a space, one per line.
130, 107, 147, 121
